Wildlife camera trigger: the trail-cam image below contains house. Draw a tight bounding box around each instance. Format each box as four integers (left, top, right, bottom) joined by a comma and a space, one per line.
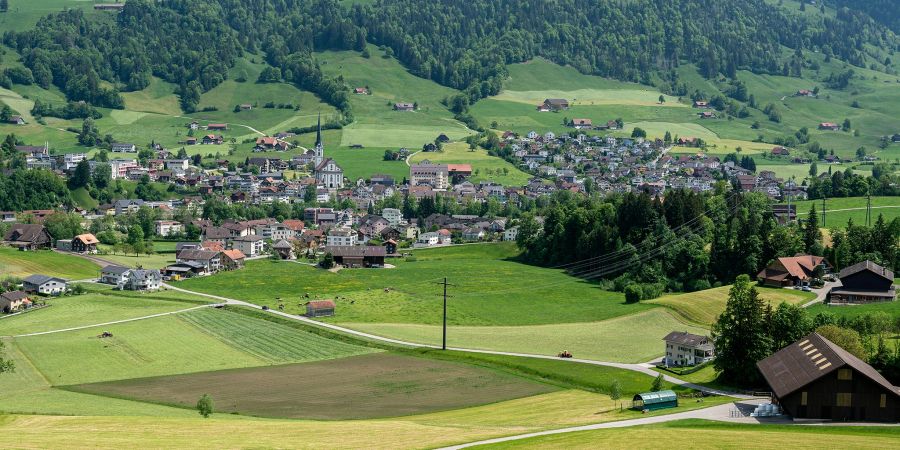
22, 274, 67, 295
231, 235, 266, 257
570, 118, 593, 129
381, 208, 403, 226
239, 104, 252, 110
393, 102, 415, 111
0, 290, 31, 313
383, 239, 397, 255
272, 240, 296, 260
327, 228, 357, 247
8, 115, 25, 125
772, 204, 797, 225
66, 233, 99, 254
3, 224, 53, 250
325, 245, 386, 268
757, 255, 831, 287
306, 300, 335, 317
698, 111, 716, 119
354, 87, 368, 95
111, 142, 137, 153
447, 164, 473, 180
202, 134, 224, 145
662, 331, 715, 367
122, 269, 162, 291
771, 146, 790, 156
692, 100, 709, 108
176, 249, 222, 274
100, 265, 131, 286
757, 332, 900, 421
221, 249, 246, 270
819, 122, 841, 131
828, 260, 896, 304
462, 227, 485, 241
155, 220, 183, 237
503, 226, 519, 242
542, 98, 569, 110
796, 89, 815, 97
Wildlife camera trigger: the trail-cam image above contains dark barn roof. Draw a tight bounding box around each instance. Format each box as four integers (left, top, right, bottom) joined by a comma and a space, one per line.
838, 260, 894, 281
757, 332, 900, 399
662, 331, 709, 347
324, 246, 387, 258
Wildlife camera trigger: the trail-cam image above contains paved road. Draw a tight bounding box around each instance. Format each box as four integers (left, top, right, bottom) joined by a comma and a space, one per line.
801, 281, 839, 308
162, 284, 754, 398
438, 400, 763, 450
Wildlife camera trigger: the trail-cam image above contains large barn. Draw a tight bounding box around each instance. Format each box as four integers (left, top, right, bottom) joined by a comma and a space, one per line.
757, 332, 900, 422
325, 245, 386, 268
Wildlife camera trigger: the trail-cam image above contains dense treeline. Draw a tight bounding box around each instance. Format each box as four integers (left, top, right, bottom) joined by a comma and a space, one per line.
355, 0, 898, 104
806, 166, 900, 199
515, 189, 900, 296
829, 0, 900, 34
3, 0, 896, 118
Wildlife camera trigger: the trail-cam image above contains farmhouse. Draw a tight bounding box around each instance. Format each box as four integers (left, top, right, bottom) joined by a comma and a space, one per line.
698, 111, 716, 119
757, 332, 900, 421
447, 164, 473, 180
354, 87, 368, 94
570, 118, 593, 129
177, 249, 223, 274
756, 255, 831, 287
306, 300, 335, 317
70, 233, 99, 254
220, 249, 246, 270
827, 260, 895, 304
3, 224, 53, 250
272, 240, 296, 260
325, 245, 386, 268
542, 98, 569, 111
393, 102, 415, 111
662, 331, 715, 367
819, 122, 841, 131
692, 100, 709, 108
0, 290, 30, 313
22, 274, 67, 295
8, 115, 25, 125
207, 123, 228, 131
202, 134, 224, 145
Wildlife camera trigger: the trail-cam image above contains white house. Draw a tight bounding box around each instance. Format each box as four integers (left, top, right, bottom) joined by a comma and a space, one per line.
100, 265, 131, 286
662, 331, 715, 367
111, 143, 137, 153
327, 228, 357, 247
22, 274, 68, 295
155, 220, 183, 237
503, 226, 519, 242
231, 235, 266, 257
381, 208, 403, 226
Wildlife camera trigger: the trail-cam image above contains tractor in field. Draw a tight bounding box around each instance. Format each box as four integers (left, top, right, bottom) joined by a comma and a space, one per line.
557, 350, 573, 358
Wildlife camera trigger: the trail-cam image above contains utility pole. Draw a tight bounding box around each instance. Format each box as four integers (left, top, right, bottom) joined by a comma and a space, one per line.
435, 278, 454, 350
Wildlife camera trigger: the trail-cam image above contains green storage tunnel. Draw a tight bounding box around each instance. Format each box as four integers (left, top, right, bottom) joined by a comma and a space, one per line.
632, 390, 678, 411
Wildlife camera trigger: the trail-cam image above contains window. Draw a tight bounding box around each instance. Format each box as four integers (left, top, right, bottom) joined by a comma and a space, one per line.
836, 393, 852, 407
801, 391, 808, 406
837, 368, 853, 380
881, 394, 887, 408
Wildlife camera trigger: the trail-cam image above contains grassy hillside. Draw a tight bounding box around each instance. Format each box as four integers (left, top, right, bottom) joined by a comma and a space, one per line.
794, 196, 900, 228
341, 308, 707, 363
0, 248, 99, 279
180, 243, 648, 327
649, 285, 816, 327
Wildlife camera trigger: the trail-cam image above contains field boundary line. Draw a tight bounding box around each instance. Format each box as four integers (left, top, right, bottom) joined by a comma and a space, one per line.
3, 303, 223, 338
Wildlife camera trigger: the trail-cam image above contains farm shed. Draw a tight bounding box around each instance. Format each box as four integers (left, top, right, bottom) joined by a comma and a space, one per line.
306, 300, 335, 318
632, 390, 678, 411
325, 245, 386, 268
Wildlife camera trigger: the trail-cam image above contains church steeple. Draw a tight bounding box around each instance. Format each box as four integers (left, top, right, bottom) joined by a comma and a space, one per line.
313, 112, 324, 166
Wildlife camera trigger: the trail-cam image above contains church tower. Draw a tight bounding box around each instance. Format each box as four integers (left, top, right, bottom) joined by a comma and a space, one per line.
313, 112, 324, 167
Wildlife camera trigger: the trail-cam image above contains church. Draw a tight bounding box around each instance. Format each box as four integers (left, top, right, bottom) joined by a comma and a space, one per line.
312, 113, 344, 189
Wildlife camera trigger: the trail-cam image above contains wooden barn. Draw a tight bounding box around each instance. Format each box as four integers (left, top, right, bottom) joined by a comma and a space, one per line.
325, 245, 386, 268
757, 332, 900, 422
827, 260, 896, 304
306, 300, 335, 317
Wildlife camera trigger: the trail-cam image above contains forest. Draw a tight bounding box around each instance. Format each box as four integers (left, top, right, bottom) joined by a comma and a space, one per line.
514, 189, 900, 298
1, 0, 897, 116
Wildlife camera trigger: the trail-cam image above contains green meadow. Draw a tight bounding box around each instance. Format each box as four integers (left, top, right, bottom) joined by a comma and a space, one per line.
0, 248, 99, 279
794, 196, 900, 227
410, 142, 532, 186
